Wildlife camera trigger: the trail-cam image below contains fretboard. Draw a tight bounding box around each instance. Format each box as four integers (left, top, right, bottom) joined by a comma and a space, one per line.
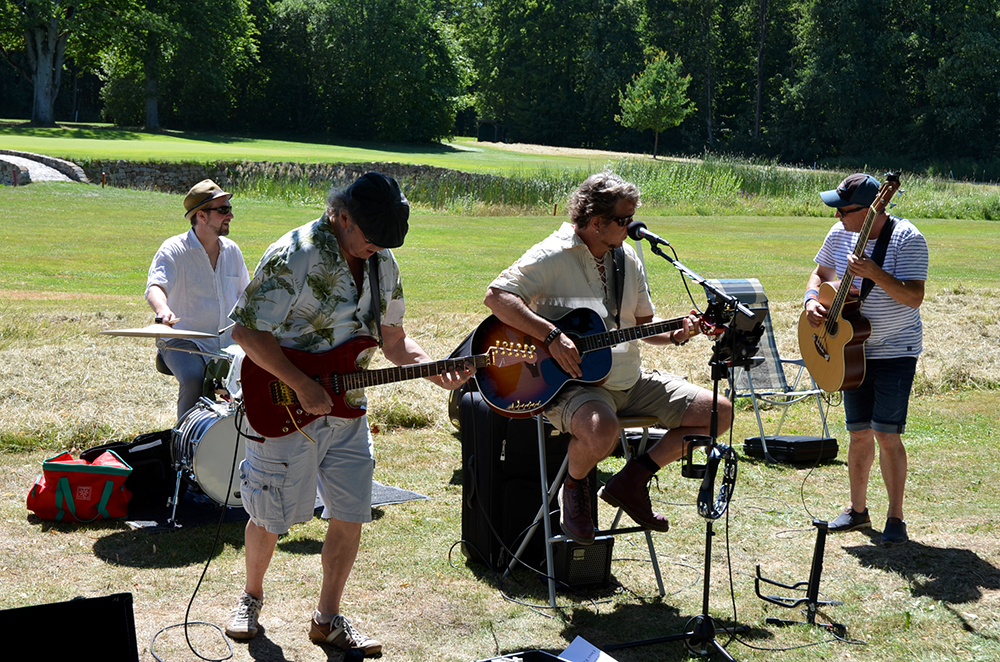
576, 317, 687, 354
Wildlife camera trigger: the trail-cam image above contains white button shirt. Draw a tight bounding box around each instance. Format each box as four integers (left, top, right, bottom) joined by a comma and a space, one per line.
146, 228, 250, 354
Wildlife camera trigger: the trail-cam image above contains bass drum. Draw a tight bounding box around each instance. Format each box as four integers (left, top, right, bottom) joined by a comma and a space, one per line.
173, 400, 257, 508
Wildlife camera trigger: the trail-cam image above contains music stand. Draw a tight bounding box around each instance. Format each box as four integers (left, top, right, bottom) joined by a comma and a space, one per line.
605, 296, 761, 660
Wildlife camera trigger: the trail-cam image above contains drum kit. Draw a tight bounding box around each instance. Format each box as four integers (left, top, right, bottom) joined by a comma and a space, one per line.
101, 322, 259, 526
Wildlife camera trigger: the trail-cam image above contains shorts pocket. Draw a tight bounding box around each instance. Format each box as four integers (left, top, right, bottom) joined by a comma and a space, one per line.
239, 457, 287, 524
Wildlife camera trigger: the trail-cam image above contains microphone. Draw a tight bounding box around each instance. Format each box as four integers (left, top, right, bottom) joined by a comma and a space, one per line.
627, 220, 671, 247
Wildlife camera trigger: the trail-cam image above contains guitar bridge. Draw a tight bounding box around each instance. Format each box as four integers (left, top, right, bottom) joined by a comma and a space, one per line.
269, 380, 298, 406
812, 335, 830, 361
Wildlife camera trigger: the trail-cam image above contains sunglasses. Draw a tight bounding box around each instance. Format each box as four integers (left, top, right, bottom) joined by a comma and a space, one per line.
837, 205, 864, 216
206, 205, 232, 215
609, 214, 634, 227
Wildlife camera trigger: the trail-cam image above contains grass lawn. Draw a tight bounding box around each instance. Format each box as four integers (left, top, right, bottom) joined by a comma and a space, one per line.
0, 122, 631, 174
2, 176, 999, 661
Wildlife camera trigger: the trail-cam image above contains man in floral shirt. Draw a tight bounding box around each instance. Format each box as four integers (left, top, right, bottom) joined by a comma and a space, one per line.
224, 172, 472, 656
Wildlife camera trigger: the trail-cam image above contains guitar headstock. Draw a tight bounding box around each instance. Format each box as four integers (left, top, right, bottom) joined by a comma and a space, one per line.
873, 172, 901, 213
487, 341, 537, 367
698, 314, 724, 338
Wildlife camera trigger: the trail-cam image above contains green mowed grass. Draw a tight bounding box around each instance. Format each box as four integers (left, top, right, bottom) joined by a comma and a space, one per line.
2, 175, 1000, 661
1, 123, 624, 173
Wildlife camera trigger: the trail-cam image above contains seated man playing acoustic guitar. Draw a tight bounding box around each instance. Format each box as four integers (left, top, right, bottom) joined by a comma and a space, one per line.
483, 171, 731, 545
224, 172, 473, 655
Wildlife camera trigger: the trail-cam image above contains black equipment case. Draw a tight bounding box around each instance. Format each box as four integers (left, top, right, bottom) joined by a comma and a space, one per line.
743, 435, 839, 464
460, 390, 597, 571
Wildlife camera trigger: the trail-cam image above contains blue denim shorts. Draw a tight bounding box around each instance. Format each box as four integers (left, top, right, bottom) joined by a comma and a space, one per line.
843, 357, 918, 434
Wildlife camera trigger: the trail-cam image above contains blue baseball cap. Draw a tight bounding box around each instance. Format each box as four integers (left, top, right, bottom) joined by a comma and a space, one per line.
820, 173, 881, 208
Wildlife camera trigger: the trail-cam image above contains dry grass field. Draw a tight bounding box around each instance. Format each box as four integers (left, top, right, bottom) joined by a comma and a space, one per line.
2, 286, 1000, 662
2, 174, 1000, 661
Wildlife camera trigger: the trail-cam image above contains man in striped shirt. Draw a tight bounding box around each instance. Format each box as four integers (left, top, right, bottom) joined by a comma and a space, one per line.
803, 173, 928, 545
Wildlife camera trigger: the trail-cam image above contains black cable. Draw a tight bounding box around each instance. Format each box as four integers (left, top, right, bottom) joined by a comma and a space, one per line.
149, 403, 249, 661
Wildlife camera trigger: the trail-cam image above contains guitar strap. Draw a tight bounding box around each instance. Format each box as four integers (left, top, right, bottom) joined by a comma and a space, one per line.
612, 246, 625, 328
860, 216, 896, 301
367, 254, 383, 347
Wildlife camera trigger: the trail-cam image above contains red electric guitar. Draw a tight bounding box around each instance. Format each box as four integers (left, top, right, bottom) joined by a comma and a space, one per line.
241, 336, 535, 437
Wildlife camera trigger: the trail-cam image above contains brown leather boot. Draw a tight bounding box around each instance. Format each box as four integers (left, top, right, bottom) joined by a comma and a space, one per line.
598, 459, 670, 532
558, 476, 595, 545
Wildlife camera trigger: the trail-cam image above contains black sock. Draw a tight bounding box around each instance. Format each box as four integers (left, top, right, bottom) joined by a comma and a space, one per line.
635, 452, 660, 474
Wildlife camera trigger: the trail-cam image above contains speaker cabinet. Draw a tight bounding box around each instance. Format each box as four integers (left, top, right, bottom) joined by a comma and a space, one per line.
1, 593, 138, 661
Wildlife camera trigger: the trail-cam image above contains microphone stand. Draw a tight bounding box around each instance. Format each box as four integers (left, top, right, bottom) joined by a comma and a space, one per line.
635, 235, 757, 324
604, 262, 756, 660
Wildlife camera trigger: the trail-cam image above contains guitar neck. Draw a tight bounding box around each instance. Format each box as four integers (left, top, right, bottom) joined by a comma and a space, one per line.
828, 208, 878, 319
827, 174, 901, 321
338, 354, 490, 391
574, 317, 686, 354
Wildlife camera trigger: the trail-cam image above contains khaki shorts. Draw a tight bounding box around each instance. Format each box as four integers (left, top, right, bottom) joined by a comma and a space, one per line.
545, 369, 702, 434
239, 416, 375, 534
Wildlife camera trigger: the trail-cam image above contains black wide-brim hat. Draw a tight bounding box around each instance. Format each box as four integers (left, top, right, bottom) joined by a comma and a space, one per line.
346, 172, 410, 248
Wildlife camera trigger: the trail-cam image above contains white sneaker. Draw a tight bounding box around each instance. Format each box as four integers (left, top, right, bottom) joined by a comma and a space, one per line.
225, 592, 263, 640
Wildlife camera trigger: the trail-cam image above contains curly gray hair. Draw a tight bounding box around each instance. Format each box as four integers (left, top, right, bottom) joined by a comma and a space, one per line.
566, 172, 641, 229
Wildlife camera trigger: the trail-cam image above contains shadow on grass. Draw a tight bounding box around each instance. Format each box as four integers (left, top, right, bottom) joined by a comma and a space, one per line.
0, 121, 471, 157
844, 538, 1000, 604
238, 628, 353, 662
90, 520, 247, 568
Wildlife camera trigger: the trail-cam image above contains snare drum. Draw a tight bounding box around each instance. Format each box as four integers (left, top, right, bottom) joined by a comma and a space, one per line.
173, 400, 256, 507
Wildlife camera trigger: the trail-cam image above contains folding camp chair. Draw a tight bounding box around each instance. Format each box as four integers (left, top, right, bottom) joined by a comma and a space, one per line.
706, 279, 833, 464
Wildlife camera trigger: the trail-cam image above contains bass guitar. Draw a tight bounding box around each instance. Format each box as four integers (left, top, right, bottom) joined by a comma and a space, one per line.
472, 307, 715, 418
797, 173, 900, 392
241, 336, 535, 437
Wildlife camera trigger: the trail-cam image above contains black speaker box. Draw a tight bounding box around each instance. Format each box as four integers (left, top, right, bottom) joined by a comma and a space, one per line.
743, 435, 839, 464
1, 593, 139, 661
552, 535, 614, 587
460, 391, 597, 572
477, 652, 564, 662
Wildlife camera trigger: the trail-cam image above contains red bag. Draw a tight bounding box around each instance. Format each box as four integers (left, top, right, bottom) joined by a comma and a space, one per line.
26, 450, 133, 522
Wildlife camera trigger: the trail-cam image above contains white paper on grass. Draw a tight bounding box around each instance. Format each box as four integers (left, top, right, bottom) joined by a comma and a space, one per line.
558, 636, 619, 662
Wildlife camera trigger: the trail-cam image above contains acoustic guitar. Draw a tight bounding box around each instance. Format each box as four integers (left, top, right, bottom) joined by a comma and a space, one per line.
241, 336, 534, 437
797, 173, 901, 392
472, 307, 716, 418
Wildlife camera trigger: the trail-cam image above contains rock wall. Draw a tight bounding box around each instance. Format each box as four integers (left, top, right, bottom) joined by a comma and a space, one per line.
0, 159, 31, 186
74, 159, 457, 193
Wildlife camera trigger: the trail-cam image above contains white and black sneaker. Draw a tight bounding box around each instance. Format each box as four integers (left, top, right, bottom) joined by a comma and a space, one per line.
225, 592, 263, 640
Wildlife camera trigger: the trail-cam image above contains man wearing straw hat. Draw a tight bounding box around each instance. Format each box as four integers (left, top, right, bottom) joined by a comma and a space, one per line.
146, 179, 250, 422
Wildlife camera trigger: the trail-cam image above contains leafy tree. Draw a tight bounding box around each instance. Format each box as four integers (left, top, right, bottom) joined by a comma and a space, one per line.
616, 51, 694, 157
0, 0, 122, 125
462, 0, 642, 146
99, 0, 258, 130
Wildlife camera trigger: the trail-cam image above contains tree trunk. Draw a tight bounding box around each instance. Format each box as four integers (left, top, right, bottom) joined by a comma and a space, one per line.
26, 18, 68, 126
653, 130, 660, 159
144, 37, 160, 131
754, 0, 769, 140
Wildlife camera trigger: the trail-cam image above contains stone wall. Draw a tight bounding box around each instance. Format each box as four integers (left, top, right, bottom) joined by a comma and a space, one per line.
0, 159, 31, 186
75, 159, 457, 194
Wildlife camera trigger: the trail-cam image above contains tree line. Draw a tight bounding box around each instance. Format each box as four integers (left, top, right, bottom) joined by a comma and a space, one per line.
2, 0, 999, 171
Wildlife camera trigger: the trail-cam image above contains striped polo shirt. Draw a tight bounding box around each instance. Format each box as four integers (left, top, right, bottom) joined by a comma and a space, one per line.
814, 216, 928, 359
